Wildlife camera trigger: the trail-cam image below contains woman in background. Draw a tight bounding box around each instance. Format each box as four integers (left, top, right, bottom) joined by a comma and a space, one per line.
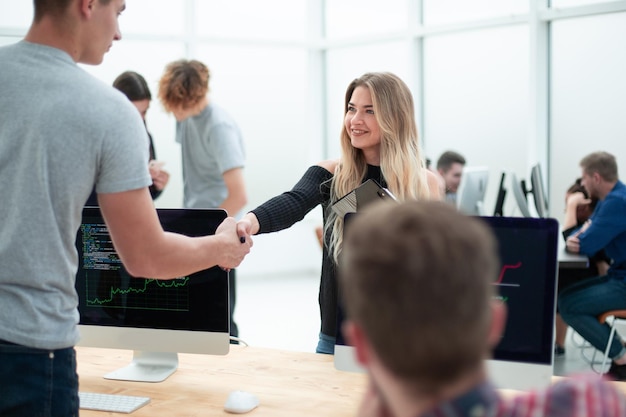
237, 72, 442, 354
86, 71, 169, 205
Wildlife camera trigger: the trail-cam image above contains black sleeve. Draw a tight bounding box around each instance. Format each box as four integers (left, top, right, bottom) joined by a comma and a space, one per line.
562, 226, 578, 241
252, 166, 333, 234
147, 131, 162, 200
149, 185, 162, 200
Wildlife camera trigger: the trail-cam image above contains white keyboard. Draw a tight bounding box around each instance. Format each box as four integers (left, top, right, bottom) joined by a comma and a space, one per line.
79, 392, 150, 414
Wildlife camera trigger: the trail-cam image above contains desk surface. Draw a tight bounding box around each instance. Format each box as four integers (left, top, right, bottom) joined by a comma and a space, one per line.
558, 232, 588, 269
77, 346, 366, 416
78, 346, 626, 416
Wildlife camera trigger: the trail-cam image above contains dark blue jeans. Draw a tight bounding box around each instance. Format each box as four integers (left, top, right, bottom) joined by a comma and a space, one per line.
558, 275, 626, 360
0, 339, 79, 417
316, 332, 335, 354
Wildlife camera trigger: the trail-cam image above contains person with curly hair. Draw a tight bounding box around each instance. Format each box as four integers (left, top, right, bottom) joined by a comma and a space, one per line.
158, 59, 247, 340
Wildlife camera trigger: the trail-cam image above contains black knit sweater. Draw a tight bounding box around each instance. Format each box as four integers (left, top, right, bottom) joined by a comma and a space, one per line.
251, 164, 385, 338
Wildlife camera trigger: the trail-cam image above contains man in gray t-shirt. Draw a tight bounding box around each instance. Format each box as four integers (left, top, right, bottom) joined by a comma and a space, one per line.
159, 59, 248, 339
0, 2, 251, 415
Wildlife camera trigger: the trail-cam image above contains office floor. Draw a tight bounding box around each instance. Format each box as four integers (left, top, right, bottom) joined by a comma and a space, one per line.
236, 269, 603, 377
554, 329, 610, 376
235, 270, 321, 354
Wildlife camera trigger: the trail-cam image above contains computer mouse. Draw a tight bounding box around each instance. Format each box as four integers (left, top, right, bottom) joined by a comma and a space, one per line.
224, 390, 260, 414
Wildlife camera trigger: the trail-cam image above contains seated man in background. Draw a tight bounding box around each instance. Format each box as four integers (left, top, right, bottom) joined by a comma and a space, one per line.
339, 200, 626, 417
560, 151, 626, 380
436, 150, 466, 205
554, 178, 610, 356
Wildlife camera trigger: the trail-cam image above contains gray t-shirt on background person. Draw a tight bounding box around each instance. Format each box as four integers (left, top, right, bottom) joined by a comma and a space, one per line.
176, 103, 245, 217
0, 41, 151, 350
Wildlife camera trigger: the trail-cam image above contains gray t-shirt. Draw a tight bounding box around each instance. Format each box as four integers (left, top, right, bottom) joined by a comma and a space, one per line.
176, 103, 245, 216
0, 41, 151, 349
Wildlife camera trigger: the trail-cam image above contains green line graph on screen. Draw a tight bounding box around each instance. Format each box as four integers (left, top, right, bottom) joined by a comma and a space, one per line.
85, 273, 191, 312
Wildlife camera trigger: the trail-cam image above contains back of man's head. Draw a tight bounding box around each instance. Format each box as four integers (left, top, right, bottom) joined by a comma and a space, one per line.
33, 0, 112, 22
436, 150, 466, 172
340, 201, 498, 393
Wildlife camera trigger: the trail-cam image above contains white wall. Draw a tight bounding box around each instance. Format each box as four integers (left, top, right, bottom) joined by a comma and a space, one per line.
423, 24, 530, 217
2, 0, 626, 278
550, 11, 626, 216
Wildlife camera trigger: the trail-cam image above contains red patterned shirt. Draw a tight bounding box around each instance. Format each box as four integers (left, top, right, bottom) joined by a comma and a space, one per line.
420, 374, 626, 417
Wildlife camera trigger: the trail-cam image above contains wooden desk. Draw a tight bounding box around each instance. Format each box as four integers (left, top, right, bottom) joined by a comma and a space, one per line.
78, 346, 626, 416
77, 346, 366, 416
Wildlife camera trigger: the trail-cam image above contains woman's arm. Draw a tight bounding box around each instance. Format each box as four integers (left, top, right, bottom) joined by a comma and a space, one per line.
237, 164, 335, 237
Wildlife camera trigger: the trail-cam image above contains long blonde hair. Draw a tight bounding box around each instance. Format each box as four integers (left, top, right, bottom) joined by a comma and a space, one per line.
326, 72, 430, 261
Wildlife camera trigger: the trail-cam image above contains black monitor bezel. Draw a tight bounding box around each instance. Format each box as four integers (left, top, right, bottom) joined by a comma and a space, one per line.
75, 207, 229, 334
336, 213, 558, 367
479, 215, 558, 365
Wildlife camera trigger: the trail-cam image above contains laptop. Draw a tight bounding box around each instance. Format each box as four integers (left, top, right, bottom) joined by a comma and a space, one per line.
334, 214, 559, 391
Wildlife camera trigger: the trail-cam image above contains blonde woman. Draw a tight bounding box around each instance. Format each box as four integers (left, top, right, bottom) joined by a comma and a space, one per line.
238, 72, 442, 353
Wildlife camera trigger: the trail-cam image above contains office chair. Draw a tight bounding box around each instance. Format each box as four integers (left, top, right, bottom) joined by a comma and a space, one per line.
570, 330, 604, 370
597, 309, 626, 374
569, 310, 626, 374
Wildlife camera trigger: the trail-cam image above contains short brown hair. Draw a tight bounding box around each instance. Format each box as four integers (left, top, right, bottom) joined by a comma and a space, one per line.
158, 59, 210, 113
33, 0, 112, 22
340, 201, 498, 394
436, 150, 466, 172
580, 151, 618, 182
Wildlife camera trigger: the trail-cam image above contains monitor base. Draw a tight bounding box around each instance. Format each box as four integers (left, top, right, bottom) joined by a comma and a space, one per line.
104, 351, 178, 382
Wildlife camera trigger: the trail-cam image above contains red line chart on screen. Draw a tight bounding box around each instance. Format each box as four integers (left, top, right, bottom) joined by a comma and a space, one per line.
494, 262, 522, 287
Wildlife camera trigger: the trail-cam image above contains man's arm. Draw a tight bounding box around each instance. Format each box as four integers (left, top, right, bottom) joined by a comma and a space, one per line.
578, 197, 626, 255
98, 188, 252, 279
220, 167, 247, 216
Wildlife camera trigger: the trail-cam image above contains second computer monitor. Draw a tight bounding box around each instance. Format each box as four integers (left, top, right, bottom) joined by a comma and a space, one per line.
510, 164, 549, 218
335, 213, 559, 392
493, 172, 507, 216
510, 172, 532, 217
457, 166, 489, 216
530, 163, 549, 218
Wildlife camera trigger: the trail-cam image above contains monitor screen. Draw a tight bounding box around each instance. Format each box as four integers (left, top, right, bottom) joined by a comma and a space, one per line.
482, 217, 558, 363
480, 216, 558, 390
335, 214, 559, 391
75, 207, 230, 382
456, 166, 489, 216
530, 163, 549, 218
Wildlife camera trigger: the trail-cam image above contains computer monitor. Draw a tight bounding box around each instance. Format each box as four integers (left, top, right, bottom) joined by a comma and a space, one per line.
493, 172, 507, 217
511, 165, 549, 218
456, 166, 489, 216
530, 163, 549, 218
75, 207, 230, 383
510, 172, 532, 218
481, 215, 558, 390
335, 214, 559, 391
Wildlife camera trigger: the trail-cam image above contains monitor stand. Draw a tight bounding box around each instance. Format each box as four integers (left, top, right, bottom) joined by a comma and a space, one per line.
475, 201, 485, 216
104, 350, 179, 383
